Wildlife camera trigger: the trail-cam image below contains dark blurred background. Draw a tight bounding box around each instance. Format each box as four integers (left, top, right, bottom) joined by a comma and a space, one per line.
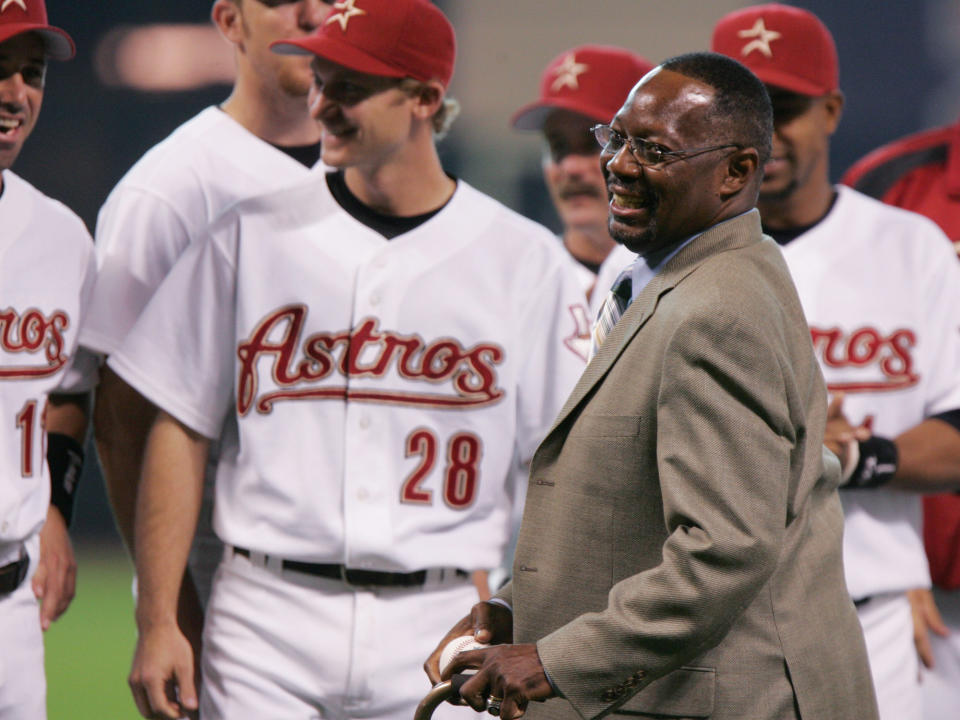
16, 0, 960, 546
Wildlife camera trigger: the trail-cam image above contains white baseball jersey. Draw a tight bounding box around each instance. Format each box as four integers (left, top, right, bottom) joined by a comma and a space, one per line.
80, 106, 319, 356
109, 172, 588, 572
779, 185, 960, 600
79, 107, 319, 607
591, 242, 637, 315
0, 170, 95, 551
564, 242, 636, 361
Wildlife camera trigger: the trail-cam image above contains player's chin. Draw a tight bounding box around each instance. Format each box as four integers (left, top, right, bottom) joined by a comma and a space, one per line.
320, 142, 355, 169
560, 203, 608, 233
0, 143, 24, 172
758, 175, 797, 203
321, 130, 358, 161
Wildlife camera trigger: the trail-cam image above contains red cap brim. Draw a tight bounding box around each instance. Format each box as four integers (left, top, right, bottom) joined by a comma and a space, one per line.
511, 96, 620, 131
0, 24, 75, 60
749, 66, 830, 97
272, 36, 407, 80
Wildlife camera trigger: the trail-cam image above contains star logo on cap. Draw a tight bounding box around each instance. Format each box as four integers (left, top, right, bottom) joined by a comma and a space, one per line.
0, 0, 28, 12
550, 53, 589, 92
325, 0, 366, 32
738, 18, 782, 58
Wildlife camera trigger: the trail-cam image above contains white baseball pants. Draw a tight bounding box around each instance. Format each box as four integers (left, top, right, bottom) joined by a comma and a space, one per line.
201, 547, 481, 720
858, 591, 922, 720
921, 586, 960, 719
0, 535, 44, 720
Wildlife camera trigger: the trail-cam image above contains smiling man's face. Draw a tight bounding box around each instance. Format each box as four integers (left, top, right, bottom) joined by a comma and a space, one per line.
0, 32, 45, 175
601, 68, 732, 256
540, 108, 610, 236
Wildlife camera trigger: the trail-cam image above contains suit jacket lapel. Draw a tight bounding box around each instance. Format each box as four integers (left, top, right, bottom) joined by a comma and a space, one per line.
545, 210, 765, 437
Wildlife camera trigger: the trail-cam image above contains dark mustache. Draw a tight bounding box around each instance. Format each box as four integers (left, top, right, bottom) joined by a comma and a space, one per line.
558, 183, 605, 199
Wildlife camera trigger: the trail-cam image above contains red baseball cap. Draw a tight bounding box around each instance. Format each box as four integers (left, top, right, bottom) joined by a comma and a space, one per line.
511, 45, 654, 130
711, 3, 838, 97
0, 0, 74, 61
272, 0, 455, 88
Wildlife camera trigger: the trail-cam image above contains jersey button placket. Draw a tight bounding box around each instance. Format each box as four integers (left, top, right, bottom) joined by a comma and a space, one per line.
343, 260, 394, 569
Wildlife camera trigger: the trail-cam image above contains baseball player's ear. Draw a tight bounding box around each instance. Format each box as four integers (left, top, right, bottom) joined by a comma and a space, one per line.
212, 0, 244, 46
822, 91, 845, 136
719, 147, 759, 197
410, 80, 446, 120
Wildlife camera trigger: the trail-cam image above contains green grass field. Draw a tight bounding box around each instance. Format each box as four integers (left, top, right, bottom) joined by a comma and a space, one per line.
44, 543, 141, 719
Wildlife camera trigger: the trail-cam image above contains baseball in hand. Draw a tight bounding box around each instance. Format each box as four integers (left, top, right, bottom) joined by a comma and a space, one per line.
439, 635, 490, 673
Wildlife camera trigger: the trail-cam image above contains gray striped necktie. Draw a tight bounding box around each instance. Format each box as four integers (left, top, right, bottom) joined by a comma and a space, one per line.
589, 266, 633, 360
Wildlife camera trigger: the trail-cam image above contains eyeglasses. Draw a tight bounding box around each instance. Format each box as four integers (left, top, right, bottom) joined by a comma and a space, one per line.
592, 124, 739, 168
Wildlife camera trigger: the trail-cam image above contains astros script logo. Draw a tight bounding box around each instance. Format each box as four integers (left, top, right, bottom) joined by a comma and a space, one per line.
236, 305, 506, 415
810, 325, 919, 392
0, 306, 70, 379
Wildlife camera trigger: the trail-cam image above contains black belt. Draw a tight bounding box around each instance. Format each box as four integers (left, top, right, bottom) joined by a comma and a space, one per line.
232, 547, 467, 587
0, 553, 29, 596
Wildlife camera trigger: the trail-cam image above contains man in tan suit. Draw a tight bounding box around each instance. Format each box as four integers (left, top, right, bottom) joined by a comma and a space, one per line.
426, 51, 878, 720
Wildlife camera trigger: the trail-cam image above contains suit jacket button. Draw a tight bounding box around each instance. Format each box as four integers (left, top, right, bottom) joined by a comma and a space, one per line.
602, 690, 618, 702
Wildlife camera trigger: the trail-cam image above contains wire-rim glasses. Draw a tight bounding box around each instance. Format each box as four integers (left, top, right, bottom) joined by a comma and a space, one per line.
592, 124, 739, 168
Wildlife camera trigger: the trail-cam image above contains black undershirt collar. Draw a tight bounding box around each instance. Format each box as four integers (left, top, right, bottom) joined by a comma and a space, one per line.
271, 141, 321, 168
325, 169, 452, 240
763, 190, 839, 246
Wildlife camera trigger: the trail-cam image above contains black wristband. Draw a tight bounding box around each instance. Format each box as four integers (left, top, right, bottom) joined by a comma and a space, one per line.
47, 433, 84, 527
844, 435, 898, 490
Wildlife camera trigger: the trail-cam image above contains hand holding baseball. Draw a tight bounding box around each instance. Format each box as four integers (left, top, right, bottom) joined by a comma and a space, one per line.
439, 635, 490, 674
424, 600, 513, 684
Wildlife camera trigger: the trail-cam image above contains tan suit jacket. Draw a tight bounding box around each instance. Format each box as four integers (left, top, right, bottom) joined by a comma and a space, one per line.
500, 211, 877, 720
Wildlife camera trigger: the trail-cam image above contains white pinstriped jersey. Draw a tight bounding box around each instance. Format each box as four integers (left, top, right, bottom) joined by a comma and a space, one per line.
780, 185, 960, 599
109, 172, 588, 572
0, 170, 95, 550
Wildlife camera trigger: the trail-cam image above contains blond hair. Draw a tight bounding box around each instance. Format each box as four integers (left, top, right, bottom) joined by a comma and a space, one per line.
398, 78, 461, 139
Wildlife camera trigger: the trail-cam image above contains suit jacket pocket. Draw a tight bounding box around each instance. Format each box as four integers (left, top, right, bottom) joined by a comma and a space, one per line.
574, 414, 644, 438
614, 666, 715, 718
